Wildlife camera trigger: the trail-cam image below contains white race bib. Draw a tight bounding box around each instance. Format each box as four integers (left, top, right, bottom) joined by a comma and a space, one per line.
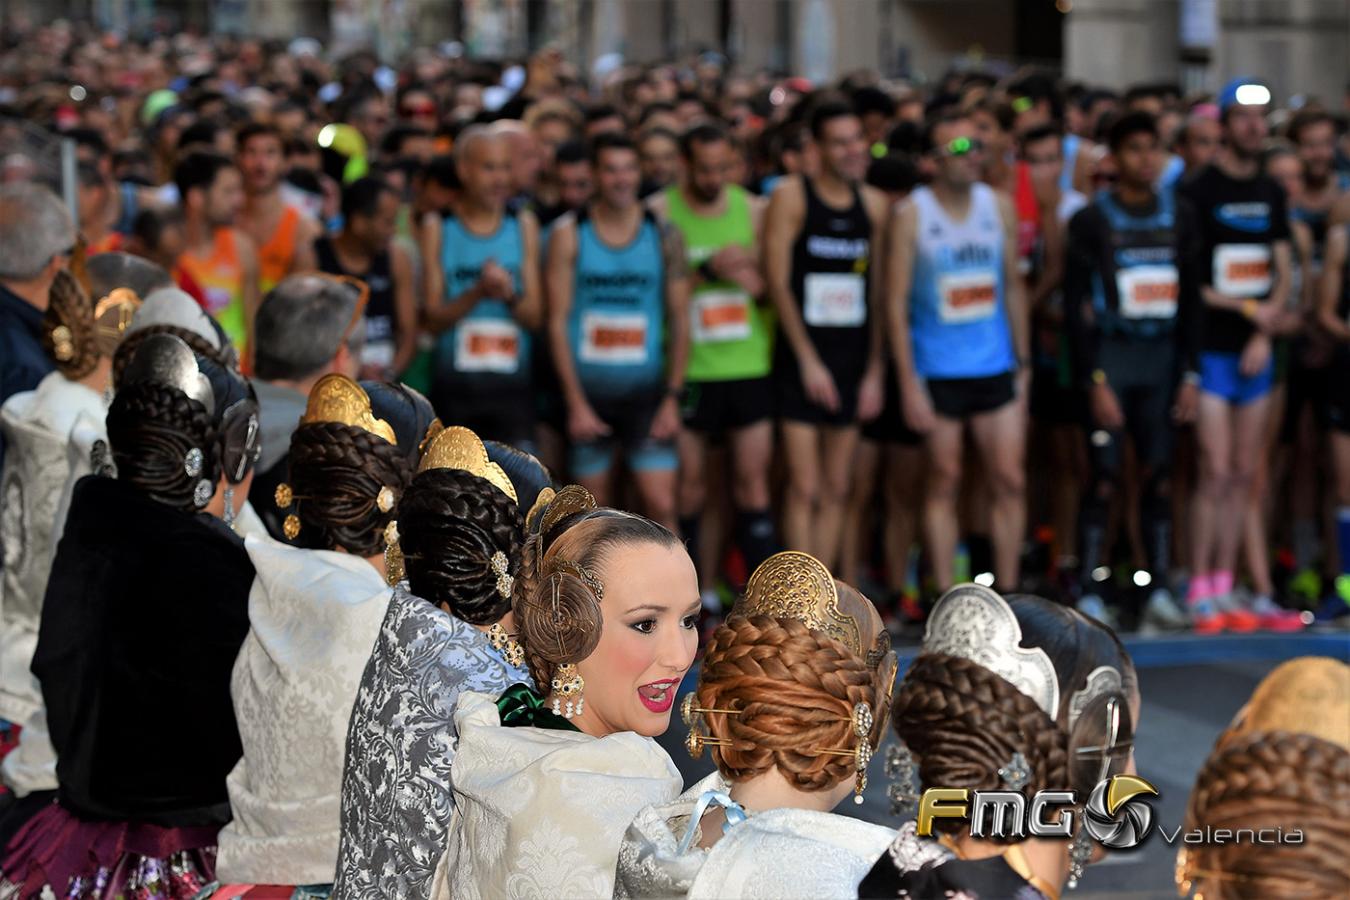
803, 272, 866, 327
362, 340, 396, 369
454, 320, 521, 374
1116, 265, 1179, 319
1213, 243, 1272, 298
937, 270, 999, 323
579, 312, 648, 365
691, 290, 752, 344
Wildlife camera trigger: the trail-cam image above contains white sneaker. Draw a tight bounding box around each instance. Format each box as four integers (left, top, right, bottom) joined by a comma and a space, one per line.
1142, 588, 1190, 630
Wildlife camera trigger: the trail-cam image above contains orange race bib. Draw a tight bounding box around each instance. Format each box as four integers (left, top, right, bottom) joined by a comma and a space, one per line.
455, 320, 521, 374
579, 312, 649, 365
937, 270, 999, 324
1213, 243, 1272, 298
691, 290, 752, 343
1116, 265, 1179, 319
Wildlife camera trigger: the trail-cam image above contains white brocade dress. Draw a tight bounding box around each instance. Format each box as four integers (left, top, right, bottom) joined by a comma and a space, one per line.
0, 373, 106, 796
434, 691, 683, 900
617, 774, 894, 900
214, 539, 392, 884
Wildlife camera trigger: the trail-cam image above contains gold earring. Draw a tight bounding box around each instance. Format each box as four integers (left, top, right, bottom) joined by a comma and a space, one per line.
383, 520, 404, 586
550, 663, 585, 719
487, 622, 525, 668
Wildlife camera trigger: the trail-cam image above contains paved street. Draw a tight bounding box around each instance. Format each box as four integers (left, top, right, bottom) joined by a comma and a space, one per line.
657, 631, 1349, 899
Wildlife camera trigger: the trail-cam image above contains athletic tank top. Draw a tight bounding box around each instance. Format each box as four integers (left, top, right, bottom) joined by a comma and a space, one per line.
1014, 163, 1041, 277
314, 236, 397, 371
257, 206, 302, 294
434, 211, 531, 392
786, 176, 872, 368
1089, 189, 1181, 339
1060, 133, 1081, 194
568, 210, 666, 398
178, 228, 247, 352
664, 185, 772, 382
909, 183, 1014, 379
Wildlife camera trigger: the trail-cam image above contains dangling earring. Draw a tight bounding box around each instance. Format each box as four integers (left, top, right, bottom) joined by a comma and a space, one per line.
222, 486, 235, 530
1067, 821, 1093, 890
551, 663, 584, 719
809, 701, 875, 805
383, 520, 404, 586
487, 622, 525, 668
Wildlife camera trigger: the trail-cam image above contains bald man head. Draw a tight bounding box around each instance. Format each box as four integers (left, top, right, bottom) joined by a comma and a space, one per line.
455, 126, 513, 210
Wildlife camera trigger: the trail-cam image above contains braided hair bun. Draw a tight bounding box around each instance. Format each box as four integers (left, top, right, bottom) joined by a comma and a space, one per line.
891, 594, 1134, 839
696, 582, 892, 793
1182, 731, 1350, 900
513, 502, 679, 690
399, 468, 524, 624
42, 269, 100, 378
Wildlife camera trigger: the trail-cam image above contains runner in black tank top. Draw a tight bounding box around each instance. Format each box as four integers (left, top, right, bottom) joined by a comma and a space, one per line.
315, 235, 396, 363
777, 174, 874, 424
763, 102, 886, 572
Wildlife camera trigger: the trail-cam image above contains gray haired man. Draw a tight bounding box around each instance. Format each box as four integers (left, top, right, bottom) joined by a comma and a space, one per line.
248, 274, 364, 541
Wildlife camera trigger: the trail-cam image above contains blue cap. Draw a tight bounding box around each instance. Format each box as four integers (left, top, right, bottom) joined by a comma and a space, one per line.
1218, 77, 1271, 112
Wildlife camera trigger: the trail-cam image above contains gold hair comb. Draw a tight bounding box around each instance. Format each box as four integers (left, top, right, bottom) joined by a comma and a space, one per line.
525, 486, 556, 535
93, 287, 142, 349
539, 484, 597, 538
301, 374, 397, 445
736, 551, 862, 657
417, 425, 517, 503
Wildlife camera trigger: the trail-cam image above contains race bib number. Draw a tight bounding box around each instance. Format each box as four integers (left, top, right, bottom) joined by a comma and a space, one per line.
1116, 265, 1179, 319
455, 320, 521, 374
362, 340, 396, 370
691, 290, 752, 344
1213, 243, 1272, 298
937, 270, 999, 323
579, 312, 648, 366
803, 273, 866, 327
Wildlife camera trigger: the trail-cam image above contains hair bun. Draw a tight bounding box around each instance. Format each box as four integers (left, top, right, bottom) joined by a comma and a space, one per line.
517, 557, 603, 677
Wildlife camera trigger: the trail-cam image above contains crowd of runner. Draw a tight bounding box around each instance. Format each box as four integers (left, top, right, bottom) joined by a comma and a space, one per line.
6, 21, 1350, 635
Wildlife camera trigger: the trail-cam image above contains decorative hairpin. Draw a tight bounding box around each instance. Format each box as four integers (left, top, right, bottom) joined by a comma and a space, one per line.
736, 550, 862, 656
383, 519, 404, 586
50, 325, 75, 361
490, 551, 514, 600
417, 425, 517, 503
524, 486, 556, 535
886, 741, 920, 815
487, 621, 525, 668
93, 287, 141, 353
1068, 665, 1125, 732
538, 485, 597, 542
548, 558, 604, 601
809, 702, 875, 804
301, 374, 397, 445
90, 439, 117, 478
274, 476, 398, 541
921, 584, 1060, 721
998, 751, 1032, 791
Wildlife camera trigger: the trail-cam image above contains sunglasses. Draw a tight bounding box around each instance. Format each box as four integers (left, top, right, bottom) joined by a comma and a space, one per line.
403, 103, 437, 117
937, 136, 983, 158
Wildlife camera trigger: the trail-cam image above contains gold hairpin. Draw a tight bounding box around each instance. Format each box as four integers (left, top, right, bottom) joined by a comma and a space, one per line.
686, 729, 732, 760
417, 425, 517, 503
51, 325, 75, 361
93, 287, 141, 347
679, 693, 741, 727
539, 484, 597, 539
737, 551, 862, 657
549, 558, 604, 600
301, 374, 397, 445
274, 479, 397, 542
525, 486, 556, 534
383, 519, 405, 586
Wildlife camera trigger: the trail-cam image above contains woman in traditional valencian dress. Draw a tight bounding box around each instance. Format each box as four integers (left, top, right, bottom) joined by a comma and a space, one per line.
436, 486, 701, 900
1, 332, 260, 896
213, 373, 436, 888
332, 429, 549, 900
859, 585, 1140, 900
616, 550, 899, 899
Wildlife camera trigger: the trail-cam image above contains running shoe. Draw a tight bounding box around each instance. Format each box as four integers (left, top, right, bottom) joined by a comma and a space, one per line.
1187, 596, 1225, 634
1212, 592, 1260, 632
897, 592, 926, 626
1248, 594, 1306, 632
1141, 588, 1190, 631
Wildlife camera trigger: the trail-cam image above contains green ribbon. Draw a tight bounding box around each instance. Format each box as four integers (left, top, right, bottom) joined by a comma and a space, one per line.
495, 682, 580, 733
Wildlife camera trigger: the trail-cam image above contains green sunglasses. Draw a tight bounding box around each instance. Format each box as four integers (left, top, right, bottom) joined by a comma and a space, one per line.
938, 136, 984, 158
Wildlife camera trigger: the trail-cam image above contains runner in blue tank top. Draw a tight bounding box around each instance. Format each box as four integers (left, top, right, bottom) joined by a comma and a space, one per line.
546, 133, 689, 529
422, 126, 543, 450
887, 112, 1029, 594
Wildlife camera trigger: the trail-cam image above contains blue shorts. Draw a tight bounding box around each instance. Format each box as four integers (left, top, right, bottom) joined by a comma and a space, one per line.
568, 390, 677, 478
1199, 352, 1274, 406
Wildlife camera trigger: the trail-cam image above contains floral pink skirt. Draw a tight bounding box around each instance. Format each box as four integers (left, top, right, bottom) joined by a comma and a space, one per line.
0, 802, 217, 899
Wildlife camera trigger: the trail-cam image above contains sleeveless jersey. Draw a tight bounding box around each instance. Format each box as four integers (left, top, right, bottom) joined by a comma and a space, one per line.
314, 236, 397, 371
257, 205, 302, 294
434, 211, 530, 393
909, 183, 1014, 379
568, 210, 666, 398
178, 227, 247, 351
786, 176, 872, 369
1089, 189, 1181, 339
664, 185, 772, 382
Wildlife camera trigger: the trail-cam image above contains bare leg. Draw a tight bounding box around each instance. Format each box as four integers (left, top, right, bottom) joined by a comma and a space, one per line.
780, 421, 822, 556
1220, 395, 1273, 579
632, 466, 679, 533
815, 425, 862, 570
728, 420, 774, 512
840, 439, 882, 585
1191, 393, 1234, 578
883, 443, 926, 593
969, 400, 1029, 590
1243, 384, 1283, 597
923, 417, 966, 591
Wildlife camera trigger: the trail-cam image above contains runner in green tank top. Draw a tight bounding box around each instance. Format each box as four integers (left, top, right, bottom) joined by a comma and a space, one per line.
648, 123, 779, 611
